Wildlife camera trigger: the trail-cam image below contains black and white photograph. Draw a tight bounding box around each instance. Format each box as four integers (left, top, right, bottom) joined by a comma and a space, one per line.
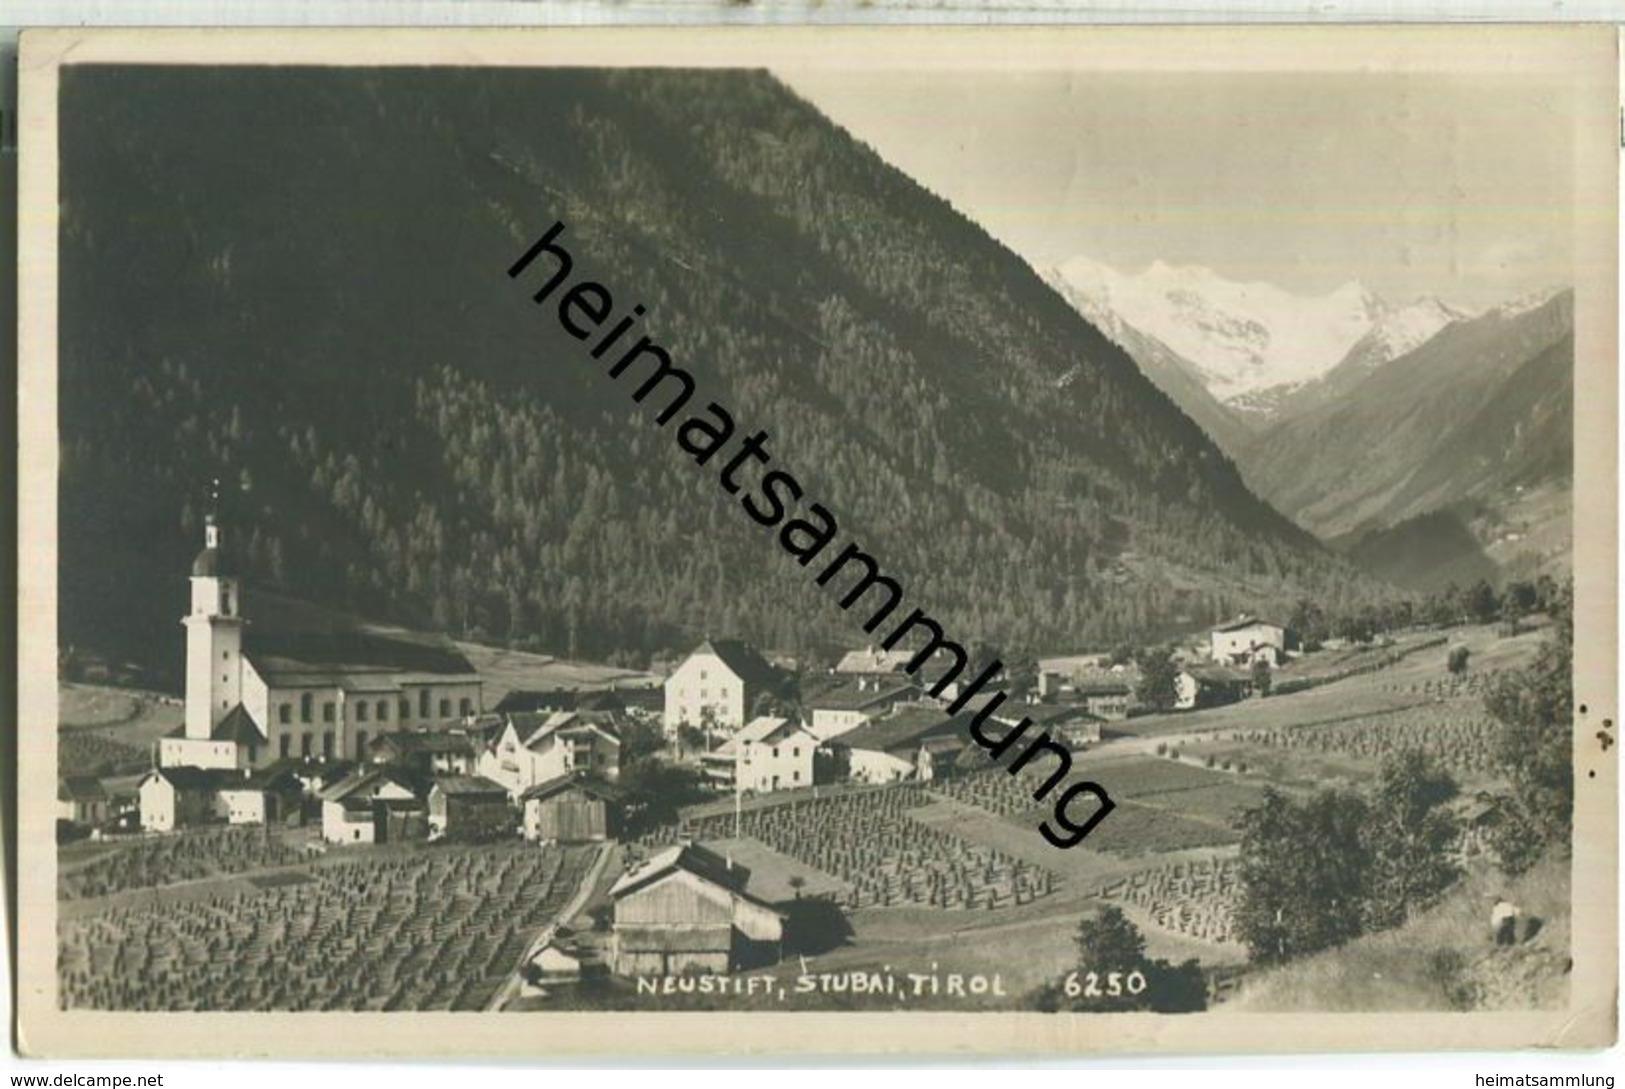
14, 25, 1618, 1058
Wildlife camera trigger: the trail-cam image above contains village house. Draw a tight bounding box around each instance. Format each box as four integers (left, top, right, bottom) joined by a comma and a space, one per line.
160, 513, 484, 774
477, 710, 622, 799
214, 767, 303, 825
1209, 616, 1295, 667
662, 638, 781, 737
57, 775, 110, 828
607, 842, 786, 977
368, 729, 480, 778
700, 715, 819, 794
835, 706, 969, 785
522, 771, 625, 842
832, 645, 918, 675
1175, 664, 1257, 710
319, 765, 425, 845
139, 765, 230, 832
997, 702, 1105, 749
427, 775, 512, 842
1070, 680, 1132, 721
803, 676, 919, 741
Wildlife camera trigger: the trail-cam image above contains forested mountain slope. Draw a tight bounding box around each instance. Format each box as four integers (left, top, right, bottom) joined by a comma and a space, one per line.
59, 66, 1377, 675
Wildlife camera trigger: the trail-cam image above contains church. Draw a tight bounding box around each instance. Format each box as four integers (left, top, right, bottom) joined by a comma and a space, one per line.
159, 513, 484, 771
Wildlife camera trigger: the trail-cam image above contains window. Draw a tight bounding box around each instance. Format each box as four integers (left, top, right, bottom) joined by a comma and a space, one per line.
222, 589, 233, 615
279, 735, 291, 758
399, 698, 410, 721
419, 690, 430, 718
356, 731, 368, 758
439, 698, 452, 718
356, 701, 369, 722
223, 650, 230, 660
278, 704, 291, 725
247, 743, 258, 764
793, 747, 800, 758
772, 747, 779, 758
323, 702, 335, 723
459, 697, 473, 717
377, 700, 389, 722
793, 770, 801, 783
300, 733, 313, 758
301, 694, 313, 723
322, 732, 335, 759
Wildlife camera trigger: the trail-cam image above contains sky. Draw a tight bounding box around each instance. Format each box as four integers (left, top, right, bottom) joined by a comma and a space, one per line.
780, 69, 1577, 312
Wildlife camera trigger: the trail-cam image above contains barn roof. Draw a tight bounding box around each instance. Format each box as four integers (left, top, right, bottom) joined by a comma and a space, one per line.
145, 766, 235, 792
520, 771, 626, 805
804, 677, 918, 711
430, 774, 508, 797
1183, 664, 1254, 685
1211, 615, 1280, 633
58, 775, 107, 803
609, 843, 784, 918
371, 730, 478, 757
834, 706, 967, 755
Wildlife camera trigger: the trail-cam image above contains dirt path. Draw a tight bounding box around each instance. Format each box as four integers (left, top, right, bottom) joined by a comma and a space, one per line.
485, 841, 612, 1012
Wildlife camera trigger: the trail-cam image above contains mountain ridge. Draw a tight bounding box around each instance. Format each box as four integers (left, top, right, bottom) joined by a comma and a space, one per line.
57, 65, 1380, 678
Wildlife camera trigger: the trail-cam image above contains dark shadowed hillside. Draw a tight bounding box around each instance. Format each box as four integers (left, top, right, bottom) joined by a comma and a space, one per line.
1238, 293, 1573, 553
59, 66, 1379, 678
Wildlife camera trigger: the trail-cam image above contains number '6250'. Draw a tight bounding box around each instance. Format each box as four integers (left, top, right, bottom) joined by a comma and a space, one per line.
1063, 970, 1148, 999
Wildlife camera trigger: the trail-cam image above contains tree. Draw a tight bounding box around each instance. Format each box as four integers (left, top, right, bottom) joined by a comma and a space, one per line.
1134, 646, 1180, 712
1364, 753, 1461, 928
618, 759, 709, 836
1485, 583, 1573, 874
1288, 599, 1329, 651
1250, 656, 1273, 697
1235, 788, 1373, 964
1463, 579, 1500, 625
1029, 905, 1207, 1013
1447, 645, 1470, 676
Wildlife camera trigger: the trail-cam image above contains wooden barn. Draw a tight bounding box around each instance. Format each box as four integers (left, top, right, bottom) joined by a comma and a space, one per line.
521, 772, 624, 843
427, 775, 512, 842
608, 842, 785, 977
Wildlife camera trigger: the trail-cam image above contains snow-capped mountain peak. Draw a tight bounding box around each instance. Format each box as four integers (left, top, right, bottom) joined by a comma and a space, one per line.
1050, 256, 1391, 404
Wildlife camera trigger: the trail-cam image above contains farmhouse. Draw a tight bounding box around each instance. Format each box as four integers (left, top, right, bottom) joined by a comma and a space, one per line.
1209, 615, 1295, 667
1001, 702, 1104, 749
477, 710, 622, 798
214, 767, 303, 825
832, 645, 917, 675
700, 715, 818, 794
662, 638, 780, 736
57, 775, 110, 828
161, 513, 483, 774
522, 772, 625, 842
319, 766, 425, 845
836, 706, 967, 785
1175, 664, 1257, 710
608, 842, 785, 977
139, 765, 230, 832
427, 775, 512, 842
804, 676, 918, 741
368, 729, 480, 777
1070, 680, 1132, 721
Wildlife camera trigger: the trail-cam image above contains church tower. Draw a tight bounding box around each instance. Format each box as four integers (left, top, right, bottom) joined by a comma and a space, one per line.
183, 510, 245, 740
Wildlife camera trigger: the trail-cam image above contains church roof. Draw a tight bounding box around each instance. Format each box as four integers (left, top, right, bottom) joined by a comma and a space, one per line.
240, 594, 478, 684
211, 703, 266, 743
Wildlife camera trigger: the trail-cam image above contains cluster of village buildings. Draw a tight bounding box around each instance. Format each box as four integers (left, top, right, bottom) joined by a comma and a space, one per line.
56, 516, 1301, 980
